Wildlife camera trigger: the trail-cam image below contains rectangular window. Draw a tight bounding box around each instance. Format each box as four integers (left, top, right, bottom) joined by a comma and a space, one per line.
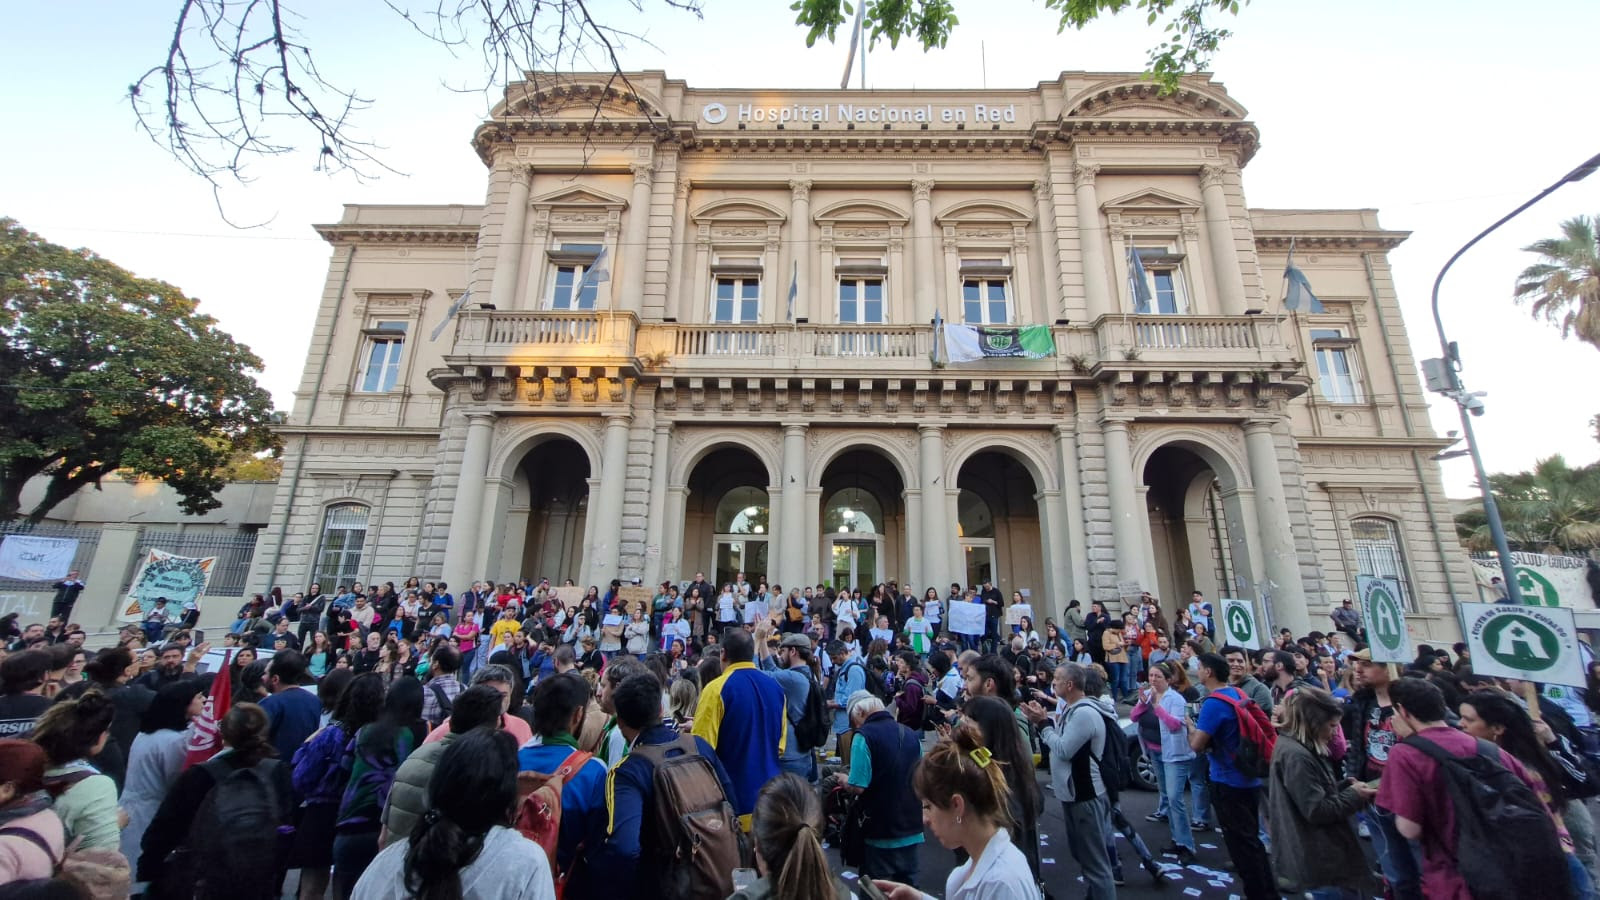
359, 322, 406, 393
838, 278, 885, 324
548, 243, 604, 310
1134, 248, 1188, 315
713, 277, 761, 323
961, 279, 1010, 325
1311, 327, 1362, 403
314, 504, 369, 588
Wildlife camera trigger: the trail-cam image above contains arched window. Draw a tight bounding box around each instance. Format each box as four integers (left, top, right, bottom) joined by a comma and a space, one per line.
1351, 517, 1414, 612
957, 489, 994, 538
314, 504, 369, 588
824, 489, 882, 534
714, 486, 770, 535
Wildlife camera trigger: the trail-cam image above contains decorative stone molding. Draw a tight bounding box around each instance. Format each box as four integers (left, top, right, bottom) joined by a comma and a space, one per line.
1199, 165, 1229, 190
1073, 163, 1100, 187
789, 180, 813, 202
943, 428, 1059, 493
630, 163, 654, 186
911, 179, 935, 201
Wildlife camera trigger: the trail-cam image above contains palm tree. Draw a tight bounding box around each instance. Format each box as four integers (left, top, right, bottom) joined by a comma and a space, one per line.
1456, 455, 1600, 554
1513, 215, 1600, 350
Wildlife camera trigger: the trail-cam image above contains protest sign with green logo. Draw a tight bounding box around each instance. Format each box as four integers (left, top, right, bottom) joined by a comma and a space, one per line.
1461, 602, 1585, 686
1358, 575, 1411, 663
1219, 598, 1260, 649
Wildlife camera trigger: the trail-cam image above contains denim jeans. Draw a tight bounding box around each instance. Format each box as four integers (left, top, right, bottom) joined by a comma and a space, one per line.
779, 753, 817, 784
860, 842, 920, 887
1364, 805, 1422, 900
1163, 757, 1196, 852
1211, 782, 1276, 900
1063, 797, 1117, 900
1150, 747, 1169, 816
1106, 662, 1127, 699
1188, 752, 1213, 826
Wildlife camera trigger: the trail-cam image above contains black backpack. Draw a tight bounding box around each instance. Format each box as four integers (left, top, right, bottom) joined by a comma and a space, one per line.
161, 758, 283, 899
793, 673, 832, 753
1400, 735, 1573, 900
1078, 706, 1132, 802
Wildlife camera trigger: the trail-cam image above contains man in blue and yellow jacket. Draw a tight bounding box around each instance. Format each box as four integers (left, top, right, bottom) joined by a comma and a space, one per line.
691, 624, 786, 827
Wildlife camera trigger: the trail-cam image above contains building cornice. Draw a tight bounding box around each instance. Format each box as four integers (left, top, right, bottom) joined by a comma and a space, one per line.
1296, 436, 1455, 451
1254, 229, 1409, 251
313, 224, 479, 246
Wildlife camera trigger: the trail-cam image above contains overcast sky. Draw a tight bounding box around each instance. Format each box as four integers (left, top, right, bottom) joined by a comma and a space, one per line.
3, 1, 1598, 497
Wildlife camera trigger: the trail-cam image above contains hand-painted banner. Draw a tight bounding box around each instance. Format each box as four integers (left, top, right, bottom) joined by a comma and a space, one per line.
119, 549, 215, 623
0, 535, 79, 581
1471, 552, 1597, 609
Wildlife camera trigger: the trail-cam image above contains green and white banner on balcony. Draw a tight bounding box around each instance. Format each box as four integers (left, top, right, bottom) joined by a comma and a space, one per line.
942, 323, 1056, 363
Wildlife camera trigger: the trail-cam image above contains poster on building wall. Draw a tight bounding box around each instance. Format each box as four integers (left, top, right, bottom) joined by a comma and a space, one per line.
1460, 602, 1585, 686
949, 600, 986, 636
0, 535, 79, 581
119, 549, 215, 623
1471, 553, 1598, 609
1219, 598, 1261, 649
1358, 576, 1411, 664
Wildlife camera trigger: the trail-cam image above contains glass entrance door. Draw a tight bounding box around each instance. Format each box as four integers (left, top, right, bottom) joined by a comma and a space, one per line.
714, 539, 768, 588
829, 540, 879, 595
962, 540, 995, 589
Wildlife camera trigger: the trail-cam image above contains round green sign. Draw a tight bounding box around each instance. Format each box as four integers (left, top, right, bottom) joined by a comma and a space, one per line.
1514, 566, 1560, 607
1226, 604, 1254, 643
1482, 613, 1562, 673
1368, 585, 1405, 652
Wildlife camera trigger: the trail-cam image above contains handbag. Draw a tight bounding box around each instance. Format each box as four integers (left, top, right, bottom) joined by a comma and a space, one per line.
840, 793, 870, 868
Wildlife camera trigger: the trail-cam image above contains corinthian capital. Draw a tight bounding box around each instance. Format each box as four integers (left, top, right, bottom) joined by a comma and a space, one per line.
503, 163, 532, 188
1199, 165, 1230, 190
789, 179, 813, 203
675, 178, 692, 200
631, 163, 654, 186
1072, 163, 1100, 187
910, 178, 935, 201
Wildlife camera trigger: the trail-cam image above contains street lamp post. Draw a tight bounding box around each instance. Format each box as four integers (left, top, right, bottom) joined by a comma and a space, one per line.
1426, 150, 1600, 604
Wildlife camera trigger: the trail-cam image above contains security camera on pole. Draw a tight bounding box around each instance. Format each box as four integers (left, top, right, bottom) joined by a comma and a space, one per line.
1421, 150, 1600, 605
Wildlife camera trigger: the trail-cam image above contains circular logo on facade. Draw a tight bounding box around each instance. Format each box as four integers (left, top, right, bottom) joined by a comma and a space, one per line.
1226, 605, 1254, 643
1368, 585, 1405, 653
1514, 566, 1559, 607
1482, 613, 1562, 673
702, 102, 727, 124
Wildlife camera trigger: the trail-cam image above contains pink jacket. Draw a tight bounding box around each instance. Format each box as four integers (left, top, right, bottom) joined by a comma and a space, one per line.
0, 808, 66, 881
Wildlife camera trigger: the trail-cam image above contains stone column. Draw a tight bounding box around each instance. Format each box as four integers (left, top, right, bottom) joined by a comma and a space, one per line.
780, 423, 808, 590
643, 422, 673, 587
919, 425, 949, 592
1244, 419, 1310, 635
1101, 419, 1149, 595
1200, 165, 1248, 316
1053, 424, 1092, 605
666, 180, 691, 320
585, 413, 633, 587
488, 166, 531, 311
441, 412, 494, 593
621, 163, 653, 314
911, 179, 936, 323
1034, 179, 1063, 321
1074, 164, 1113, 321
787, 181, 812, 322
77, 523, 143, 629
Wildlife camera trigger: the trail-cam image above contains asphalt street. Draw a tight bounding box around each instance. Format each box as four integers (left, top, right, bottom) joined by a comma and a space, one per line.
826, 771, 1385, 899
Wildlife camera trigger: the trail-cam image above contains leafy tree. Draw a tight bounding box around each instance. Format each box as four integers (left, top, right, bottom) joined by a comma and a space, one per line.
135, 0, 1246, 187
1455, 455, 1600, 555
0, 218, 278, 523
1513, 213, 1600, 351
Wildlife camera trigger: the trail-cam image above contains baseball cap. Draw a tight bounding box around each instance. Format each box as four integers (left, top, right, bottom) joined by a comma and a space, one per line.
1351, 648, 1372, 661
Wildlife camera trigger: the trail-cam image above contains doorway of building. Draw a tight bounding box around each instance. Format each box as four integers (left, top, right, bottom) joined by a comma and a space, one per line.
829, 539, 881, 595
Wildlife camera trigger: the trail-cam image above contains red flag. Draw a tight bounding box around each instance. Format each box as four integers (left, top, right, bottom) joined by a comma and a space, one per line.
183, 650, 233, 769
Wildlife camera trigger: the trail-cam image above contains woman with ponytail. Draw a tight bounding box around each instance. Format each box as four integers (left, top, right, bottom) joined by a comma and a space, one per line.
730, 772, 852, 900
872, 723, 1041, 900
29, 689, 119, 850
351, 727, 553, 900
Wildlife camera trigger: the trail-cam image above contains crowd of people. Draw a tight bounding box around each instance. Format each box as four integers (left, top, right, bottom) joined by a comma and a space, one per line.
1, 573, 1599, 900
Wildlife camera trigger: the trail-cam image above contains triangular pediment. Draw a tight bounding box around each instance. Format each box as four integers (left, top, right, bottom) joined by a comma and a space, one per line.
1102, 188, 1199, 210
530, 187, 628, 208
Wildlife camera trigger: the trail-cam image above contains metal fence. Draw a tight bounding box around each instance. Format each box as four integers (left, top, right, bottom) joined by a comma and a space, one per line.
0, 522, 102, 593
132, 530, 261, 597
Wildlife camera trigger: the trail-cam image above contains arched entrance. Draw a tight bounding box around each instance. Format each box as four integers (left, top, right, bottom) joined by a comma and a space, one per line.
513, 438, 591, 582
955, 451, 1043, 599
819, 449, 906, 594
683, 448, 772, 586
1143, 444, 1246, 607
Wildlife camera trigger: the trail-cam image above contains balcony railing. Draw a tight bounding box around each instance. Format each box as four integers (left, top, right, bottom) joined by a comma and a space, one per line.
1094, 315, 1292, 366
451, 309, 635, 360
